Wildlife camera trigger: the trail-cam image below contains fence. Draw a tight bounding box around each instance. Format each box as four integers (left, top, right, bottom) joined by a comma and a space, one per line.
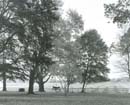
3, 86, 130, 94
44, 87, 130, 94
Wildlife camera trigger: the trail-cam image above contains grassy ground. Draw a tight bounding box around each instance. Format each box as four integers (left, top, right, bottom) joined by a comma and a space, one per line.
0, 92, 130, 105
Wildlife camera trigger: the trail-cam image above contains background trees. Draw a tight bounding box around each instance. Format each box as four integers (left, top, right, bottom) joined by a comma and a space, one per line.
118, 29, 130, 78
0, 0, 110, 94
110, 28, 130, 78
104, 0, 130, 79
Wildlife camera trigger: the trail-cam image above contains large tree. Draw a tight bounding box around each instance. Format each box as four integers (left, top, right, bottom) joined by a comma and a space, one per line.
0, 0, 60, 94
78, 30, 109, 93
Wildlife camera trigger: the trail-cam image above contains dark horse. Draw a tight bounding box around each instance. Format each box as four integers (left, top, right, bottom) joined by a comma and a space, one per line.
52, 86, 61, 91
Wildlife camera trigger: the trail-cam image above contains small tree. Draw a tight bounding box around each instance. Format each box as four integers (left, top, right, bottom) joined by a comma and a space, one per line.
53, 9, 84, 94
53, 42, 80, 94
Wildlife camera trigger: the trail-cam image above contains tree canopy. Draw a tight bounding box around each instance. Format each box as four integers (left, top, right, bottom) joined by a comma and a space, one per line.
104, 0, 130, 26
78, 29, 109, 92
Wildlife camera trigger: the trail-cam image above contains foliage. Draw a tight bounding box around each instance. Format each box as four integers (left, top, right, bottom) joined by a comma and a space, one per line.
104, 0, 130, 27
0, 0, 61, 94
78, 29, 109, 92
113, 28, 130, 78
104, 0, 130, 78
52, 9, 84, 93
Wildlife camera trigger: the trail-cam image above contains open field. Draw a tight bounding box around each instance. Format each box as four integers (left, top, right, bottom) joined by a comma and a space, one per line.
1, 79, 130, 93
2, 78, 130, 91
0, 92, 130, 105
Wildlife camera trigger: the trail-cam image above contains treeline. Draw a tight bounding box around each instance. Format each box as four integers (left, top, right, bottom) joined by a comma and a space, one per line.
0, 0, 109, 94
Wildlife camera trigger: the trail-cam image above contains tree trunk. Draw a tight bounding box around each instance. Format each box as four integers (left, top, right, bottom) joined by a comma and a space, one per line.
66, 81, 70, 93
38, 82, 45, 92
81, 64, 89, 93
2, 52, 6, 91
38, 75, 45, 92
38, 74, 51, 92
81, 80, 86, 93
28, 70, 35, 94
81, 72, 87, 93
38, 74, 45, 92
127, 50, 130, 78
3, 71, 7, 91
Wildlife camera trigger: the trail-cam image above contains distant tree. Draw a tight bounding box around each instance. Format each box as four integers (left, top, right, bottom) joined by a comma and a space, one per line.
78, 30, 109, 93
113, 28, 130, 78
104, 0, 130, 78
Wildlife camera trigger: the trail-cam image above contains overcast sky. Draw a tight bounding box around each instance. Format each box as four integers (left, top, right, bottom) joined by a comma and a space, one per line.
62, 0, 126, 79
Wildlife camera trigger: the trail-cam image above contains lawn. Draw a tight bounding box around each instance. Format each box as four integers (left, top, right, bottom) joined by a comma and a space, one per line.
0, 92, 130, 105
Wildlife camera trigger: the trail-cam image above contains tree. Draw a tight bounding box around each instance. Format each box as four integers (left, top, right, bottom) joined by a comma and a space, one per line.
0, 0, 18, 54
36, 61, 53, 92
53, 9, 84, 94
53, 42, 80, 94
0, 38, 27, 91
113, 28, 130, 78
3, 0, 61, 94
0, 0, 61, 94
104, 0, 130, 78
104, 0, 130, 27
78, 30, 109, 93
0, 0, 32, 91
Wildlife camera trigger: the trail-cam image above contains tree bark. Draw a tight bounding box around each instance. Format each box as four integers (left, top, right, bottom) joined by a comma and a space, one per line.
3, 71, 7, 91
81, 72, 87, 93
28, 69, 35, 94
81, 79, 86, 93
66, 81, 70, 93
38, 75, 45, 92
81, 62, 89, 93
127, 49, 130, 78
38, 82, 45, 92
38, 74, 51, 92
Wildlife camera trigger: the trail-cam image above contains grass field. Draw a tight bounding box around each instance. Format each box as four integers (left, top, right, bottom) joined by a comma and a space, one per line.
0, 92, 130, 105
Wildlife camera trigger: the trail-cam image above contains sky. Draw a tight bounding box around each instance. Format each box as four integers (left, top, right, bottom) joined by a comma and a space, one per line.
62, 0, 126, 79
